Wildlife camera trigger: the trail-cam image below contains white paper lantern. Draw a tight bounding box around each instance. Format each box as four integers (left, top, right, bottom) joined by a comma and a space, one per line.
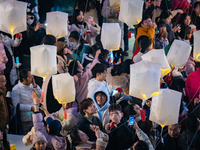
129, 60, 161, 100
141, 49, 171, 77
31, 45, 57, 79
0, 0, 27, 36
119, 0, 143, 26
149, 89, 182, 127
52, 73, 75, 104
193, 30, 200, 62
109, 0, 120, 7
0, 0, 6, 3
167, 40, 192, 68
101, 23, 121, 51
46, 11, 68, 39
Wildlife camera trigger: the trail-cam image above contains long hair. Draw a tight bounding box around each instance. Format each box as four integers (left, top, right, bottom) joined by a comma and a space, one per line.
68, 60, 80, 76
72, 9, 87, 28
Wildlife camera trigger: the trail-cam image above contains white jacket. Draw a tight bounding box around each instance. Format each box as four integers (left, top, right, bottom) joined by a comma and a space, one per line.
11, 81, 41, 122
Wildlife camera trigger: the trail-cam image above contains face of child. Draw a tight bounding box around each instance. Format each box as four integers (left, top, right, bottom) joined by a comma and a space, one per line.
142, 18, 152, 28
76, 11, 84, 22
184, 16, 191, 26
85, 103, 97, 115
164, 16, 171, 24
109, 110, 123, 125
97, 70, 107, 81
95, 92, 107, 108
23, 71, 33, 85
194, 4, 200, 16
34, 141, 47, 150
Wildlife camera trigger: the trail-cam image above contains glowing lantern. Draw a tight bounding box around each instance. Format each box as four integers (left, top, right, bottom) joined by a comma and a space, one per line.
167, 40, 192, 68
193, 30, 200, 62
109, 0, 120, 7
52, 73, 75, 104
46, 11, 68, 39
149, 89, 182, 127
119, 0, 144, 26
0, 0, 27, 37
129, 60, 161, 100
101, 23, 121, 51
31, 45, 57, 79
141, 49, 171, 77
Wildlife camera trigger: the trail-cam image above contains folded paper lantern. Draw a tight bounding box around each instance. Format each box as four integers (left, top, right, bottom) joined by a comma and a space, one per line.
129, 60, 161, 100
52, 73, 75, 104
0, 0, 27, 36
31, 45, 57, 79
109, 0, 120, 7
101, 23, 121, 51
119, 0, 144, 26
46, 11, 68, 39
141, 49, 171, 77
193, 30, 200, 62
149, 89, 182, 127
167, 40, 192, 68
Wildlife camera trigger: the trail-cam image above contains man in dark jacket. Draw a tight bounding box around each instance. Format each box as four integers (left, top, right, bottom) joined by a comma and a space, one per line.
77, 98, 103, 141
105, 104, 135, 150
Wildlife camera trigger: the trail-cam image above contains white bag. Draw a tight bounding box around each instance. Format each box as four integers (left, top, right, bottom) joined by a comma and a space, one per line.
141, 49, 171, 77
52, 73, 75, 104
129, 60, 161, 100
119, 0, 144, 26
193, 30, 200, 62
167, 40, 192, 68
31, 45, 57, 79
101, 23, 121, 51
109, 0, 120, 7
46, 11, 68, 39
0, 0, 27, 36
149, 89, 182, 127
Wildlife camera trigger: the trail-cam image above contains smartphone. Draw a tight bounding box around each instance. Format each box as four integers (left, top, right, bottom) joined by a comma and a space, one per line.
16, 57, 20, 67
128, 116, 135, 126
110, 51, 114, 63
112, 90, 118, 96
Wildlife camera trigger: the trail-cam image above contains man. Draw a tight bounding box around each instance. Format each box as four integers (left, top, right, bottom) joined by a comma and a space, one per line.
0, 74, 8, 129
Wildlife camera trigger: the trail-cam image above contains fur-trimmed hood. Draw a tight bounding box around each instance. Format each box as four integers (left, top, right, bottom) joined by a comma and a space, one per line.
106, 67, 129, 90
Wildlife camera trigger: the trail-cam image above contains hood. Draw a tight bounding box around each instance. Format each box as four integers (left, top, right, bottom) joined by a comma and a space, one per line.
93, 85, 110, 121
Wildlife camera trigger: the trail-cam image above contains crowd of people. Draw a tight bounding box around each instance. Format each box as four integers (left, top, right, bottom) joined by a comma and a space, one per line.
1, 0, 200, 149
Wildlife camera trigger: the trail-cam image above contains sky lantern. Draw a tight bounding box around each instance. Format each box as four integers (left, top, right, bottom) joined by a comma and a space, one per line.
101, 23, 121, 51
46, 11, 68, 39
129, 60, 161, 100
31, 45, 57, 80
193, 30, 200, 62
167, 40, 192, 68
109, 0, 120, 7
52, 73, 75, 104
0, 0, 27, 38
141, 49, 171, 77
149, 89, 182, 128
119, 0, 144, 26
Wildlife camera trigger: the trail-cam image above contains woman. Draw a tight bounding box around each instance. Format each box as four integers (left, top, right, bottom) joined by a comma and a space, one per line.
69, 9, 100, 46
68, 50, 100, 104
11, 69, 41, 134
54, 41, 68, 73
69, 126, 108, 150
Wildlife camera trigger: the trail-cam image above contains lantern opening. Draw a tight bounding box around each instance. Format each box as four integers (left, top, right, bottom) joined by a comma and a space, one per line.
196, 53, 200, 61
161, 68, 171, 77
151, 92, 159, 97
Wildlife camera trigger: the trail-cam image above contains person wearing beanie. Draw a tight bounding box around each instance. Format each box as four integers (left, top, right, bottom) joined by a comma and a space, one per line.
30, 131, 51, 150
31, 92, 67, 150
54, 41, 68, 73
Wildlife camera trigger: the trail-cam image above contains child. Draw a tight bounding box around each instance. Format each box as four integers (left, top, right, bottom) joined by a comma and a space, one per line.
30, 131, 51, 150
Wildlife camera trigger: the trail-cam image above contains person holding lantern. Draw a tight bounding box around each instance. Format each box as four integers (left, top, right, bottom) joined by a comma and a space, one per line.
11, 69, 41, 134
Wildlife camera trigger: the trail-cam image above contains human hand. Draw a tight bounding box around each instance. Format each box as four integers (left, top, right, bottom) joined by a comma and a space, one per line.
34, 22, 43, 31
64, 48, 73, 55
172, 25, 180, 33
88, 16, 95, 26
95, 49, 101, 59
105, 123, 111, 133
16, 33, 22, 39
15, 63, 22, 68
132, 121, 140, 131
194, 98, 200, 106
32, 77, 37, 88
114, 92, 120, 99
32, 91, 40, 104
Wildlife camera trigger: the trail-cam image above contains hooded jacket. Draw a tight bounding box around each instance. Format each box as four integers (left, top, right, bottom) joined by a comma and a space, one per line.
93, 85, 110, 127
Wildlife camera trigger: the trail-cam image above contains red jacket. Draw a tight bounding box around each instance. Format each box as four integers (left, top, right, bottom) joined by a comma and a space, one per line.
172, 0, 192, 13
185, 68, 200, 102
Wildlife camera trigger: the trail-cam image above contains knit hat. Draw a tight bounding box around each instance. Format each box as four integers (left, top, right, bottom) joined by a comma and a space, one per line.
54, 41, 67, 53
32, 131, 47, 145
46, 117, 62, 135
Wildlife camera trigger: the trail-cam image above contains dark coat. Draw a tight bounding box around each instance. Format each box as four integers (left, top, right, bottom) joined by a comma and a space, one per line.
77, 115, 103, 142
0, 88, 8, 129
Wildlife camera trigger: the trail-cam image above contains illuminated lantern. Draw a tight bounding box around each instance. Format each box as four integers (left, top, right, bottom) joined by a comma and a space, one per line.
46, 11, 68, 39
167, 40, 192, 68
52, 73, 75, 104
101, 23, 121, 51
141, 49, 171, 77
31, 45, 57, 79
119, 0, 144, 26
0, 0, 27, 37
109, 0, 120, 7
129, 60, 161, 100
149, 89, 182, 127
193, 30, 200, 62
